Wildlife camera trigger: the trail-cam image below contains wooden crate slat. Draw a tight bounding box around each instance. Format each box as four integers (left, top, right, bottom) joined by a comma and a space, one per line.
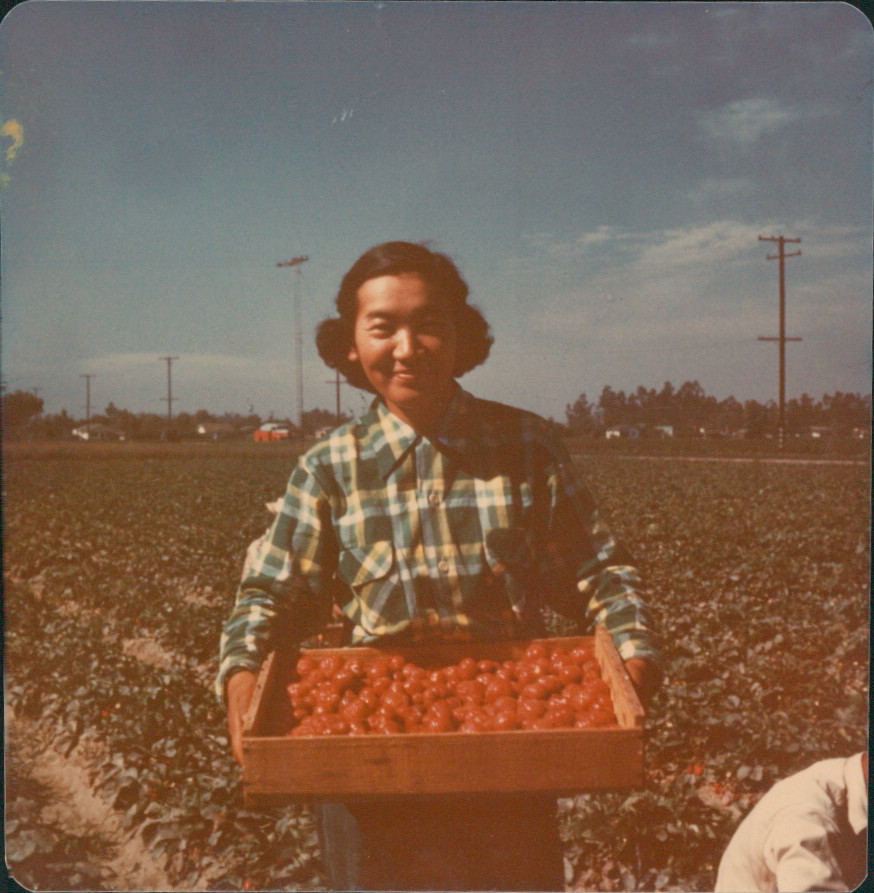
594, 626, 646, 730
242, 634, 645, 801
242, 650, 278, 737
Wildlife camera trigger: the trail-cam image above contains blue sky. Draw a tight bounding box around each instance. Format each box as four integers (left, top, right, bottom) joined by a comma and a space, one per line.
1, 1, 871, 424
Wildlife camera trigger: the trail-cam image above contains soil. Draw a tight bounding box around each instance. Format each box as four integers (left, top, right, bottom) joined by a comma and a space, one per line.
6, 711, 177, 892
121, 636, 175, 672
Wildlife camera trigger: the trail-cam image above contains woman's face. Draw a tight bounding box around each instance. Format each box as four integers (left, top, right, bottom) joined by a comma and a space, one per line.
349, 272, 458, 430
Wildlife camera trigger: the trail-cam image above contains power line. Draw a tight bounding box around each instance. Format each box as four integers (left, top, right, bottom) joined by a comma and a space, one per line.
277, 255, 308, 428
757, 234, 802, 450
159, 356, 179, 426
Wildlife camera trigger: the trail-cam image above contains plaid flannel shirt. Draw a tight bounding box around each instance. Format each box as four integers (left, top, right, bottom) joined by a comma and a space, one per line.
216, 388, 660, 703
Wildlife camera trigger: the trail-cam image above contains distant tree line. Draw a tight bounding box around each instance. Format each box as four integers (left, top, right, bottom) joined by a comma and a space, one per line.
2, 390, 45, 433
565, 381, 871, 438
3, 383, 870, 441
1, 390, 350, 441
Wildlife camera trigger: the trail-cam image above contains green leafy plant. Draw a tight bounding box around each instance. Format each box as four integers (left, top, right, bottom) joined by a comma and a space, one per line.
4, 450, 868, 890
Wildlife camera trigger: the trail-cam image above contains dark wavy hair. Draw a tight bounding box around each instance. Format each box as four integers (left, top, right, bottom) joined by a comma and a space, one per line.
316, 241, 493, 391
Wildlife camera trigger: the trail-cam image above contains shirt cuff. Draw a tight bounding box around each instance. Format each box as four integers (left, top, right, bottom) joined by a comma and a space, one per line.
617, 635, 664, 675
215, 655, 264, 707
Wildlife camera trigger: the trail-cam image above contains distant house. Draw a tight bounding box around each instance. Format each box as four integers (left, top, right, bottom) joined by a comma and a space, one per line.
652, 425, 674, 438
605, 425, 640, 440
197, 422, 237, 440
72, 423, 125, 442
255, 422, 292, 442
804, 426, 832, 440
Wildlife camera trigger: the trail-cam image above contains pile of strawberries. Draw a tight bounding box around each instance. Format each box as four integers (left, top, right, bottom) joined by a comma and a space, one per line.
285, 641, 616, 736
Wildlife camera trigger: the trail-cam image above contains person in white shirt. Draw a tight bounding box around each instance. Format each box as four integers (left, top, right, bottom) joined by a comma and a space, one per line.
715, 752, 868, 893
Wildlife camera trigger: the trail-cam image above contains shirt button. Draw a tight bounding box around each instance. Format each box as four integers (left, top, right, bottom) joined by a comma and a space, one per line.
437, 559, 450, 574
429, 491, 441, 506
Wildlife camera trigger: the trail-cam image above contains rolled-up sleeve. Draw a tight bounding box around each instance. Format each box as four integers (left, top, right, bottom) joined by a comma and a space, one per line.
543, 438, 662, 671
215, 459, 338, 704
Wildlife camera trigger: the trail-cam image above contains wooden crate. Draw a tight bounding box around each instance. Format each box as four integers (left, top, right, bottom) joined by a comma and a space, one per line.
241, 626, 644, 805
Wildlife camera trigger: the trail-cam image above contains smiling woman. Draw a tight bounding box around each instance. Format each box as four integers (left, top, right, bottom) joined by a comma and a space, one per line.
315, 241, 493, 395
218, 240, 662, 891
347, 272, 459, 434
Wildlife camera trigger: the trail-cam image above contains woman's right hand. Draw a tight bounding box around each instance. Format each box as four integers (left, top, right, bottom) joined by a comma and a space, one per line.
227, 669, 258, 766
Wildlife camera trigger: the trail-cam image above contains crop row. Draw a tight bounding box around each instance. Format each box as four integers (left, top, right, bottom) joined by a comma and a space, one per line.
4, 451, 869, 891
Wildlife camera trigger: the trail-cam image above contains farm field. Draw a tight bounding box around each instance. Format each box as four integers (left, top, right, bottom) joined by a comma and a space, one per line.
4, 444, 870, 892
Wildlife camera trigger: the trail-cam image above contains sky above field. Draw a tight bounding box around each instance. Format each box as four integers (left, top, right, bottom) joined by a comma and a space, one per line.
1, 1, 872, 423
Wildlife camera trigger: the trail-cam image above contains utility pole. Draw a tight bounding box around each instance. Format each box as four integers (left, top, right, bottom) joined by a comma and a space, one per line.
757, 235, 802, 450
80, 374, 94, 436
325, 370, 344, 426
277, 255, 308, 429
159, 356, 179, 427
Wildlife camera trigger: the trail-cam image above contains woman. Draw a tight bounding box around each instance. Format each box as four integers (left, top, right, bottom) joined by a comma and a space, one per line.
218, 241, 661, 890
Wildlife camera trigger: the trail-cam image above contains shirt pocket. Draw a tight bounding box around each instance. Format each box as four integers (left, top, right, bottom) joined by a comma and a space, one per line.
338, 540, 396, 588
482, 527, 534, 615
337, 541, 408, 626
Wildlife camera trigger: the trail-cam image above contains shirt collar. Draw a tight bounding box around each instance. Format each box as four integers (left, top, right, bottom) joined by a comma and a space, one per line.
434, 386, 477, 451
845, 752, 868, 834
369, 385, 476, 479
372, 399, 421, 478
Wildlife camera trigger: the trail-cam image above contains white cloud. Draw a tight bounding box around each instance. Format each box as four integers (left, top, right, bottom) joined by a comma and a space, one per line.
576, 226, 622, 247
633, 220, 767, 272
514, 219, 871, 352
698, 98, 805, 146
518, 226, 646, 265
518, 220, 769, 294
521, 220, 867, 279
